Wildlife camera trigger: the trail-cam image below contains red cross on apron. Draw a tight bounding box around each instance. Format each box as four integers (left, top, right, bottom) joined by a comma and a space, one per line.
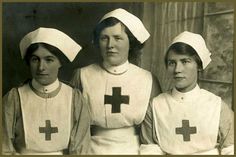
39, 120, 58, 141
176, 120, 197, 141
104, 87, 129, 113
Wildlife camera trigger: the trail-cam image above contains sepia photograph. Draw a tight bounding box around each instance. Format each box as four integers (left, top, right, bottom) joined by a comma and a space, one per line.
1, 0, 234, 155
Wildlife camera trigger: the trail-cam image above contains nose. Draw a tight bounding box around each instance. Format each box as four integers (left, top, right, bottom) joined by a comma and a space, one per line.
38, 60, 46, 71
107, 38, 115, 49
174, 62, 183, 73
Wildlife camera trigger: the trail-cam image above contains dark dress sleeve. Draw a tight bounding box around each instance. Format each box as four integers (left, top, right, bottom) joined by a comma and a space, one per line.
68, 89, 91, 155
140, 73, 162, 144
2, 88, 21, 155
218, 101, 234, 155
70, 69, 83, 91
150, 74, 162, 99
139, 100, 165, 154
140, 102, 158, 144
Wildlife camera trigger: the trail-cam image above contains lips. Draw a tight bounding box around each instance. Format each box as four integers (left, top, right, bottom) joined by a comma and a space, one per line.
36, 73, 48, 76
107, 51, 118, 55
174, 76, 185, 81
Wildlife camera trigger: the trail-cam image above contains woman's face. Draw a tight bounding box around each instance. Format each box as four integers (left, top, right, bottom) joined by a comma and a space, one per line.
29, 45, 61, 85
167, 50, 198, 92
99, 22, 130, 66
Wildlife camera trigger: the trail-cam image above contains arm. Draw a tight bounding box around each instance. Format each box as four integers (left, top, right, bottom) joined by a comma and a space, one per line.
139, 101, 165, 155
218, 101, 234, 155
2, 88, 21, 155
68, 89, 91, 155
142, 74, 162, 143
69, 69, 83, 91
150, 74, 162, 99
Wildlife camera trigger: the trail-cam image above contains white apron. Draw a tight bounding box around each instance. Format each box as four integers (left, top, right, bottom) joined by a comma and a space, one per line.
81, 63, 153, 154
152, 86, 221, 154
18, 83, 72, 154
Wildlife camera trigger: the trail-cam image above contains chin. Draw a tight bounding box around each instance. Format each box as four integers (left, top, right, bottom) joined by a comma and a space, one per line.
36, 79, 52, 86
107, 60, 122, 66
175, 84, 187, 91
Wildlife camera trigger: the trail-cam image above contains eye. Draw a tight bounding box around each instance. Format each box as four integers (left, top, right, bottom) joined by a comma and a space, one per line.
99, 36, 108, 41
45, 58, 55, 63
30, 56, 39, 63
182, 59, 191, 64
114, 36, 123, 41
167, 60, 176, 66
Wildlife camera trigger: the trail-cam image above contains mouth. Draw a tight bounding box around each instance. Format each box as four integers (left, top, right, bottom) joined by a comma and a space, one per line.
174, 76, 185, 81
107, 51, 118, 55
36, 73, 48, 76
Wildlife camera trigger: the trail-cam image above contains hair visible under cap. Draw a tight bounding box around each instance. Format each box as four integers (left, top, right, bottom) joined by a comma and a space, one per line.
165, 42, 203, 70
24, 43, 70, 66
93, 17, 144, 61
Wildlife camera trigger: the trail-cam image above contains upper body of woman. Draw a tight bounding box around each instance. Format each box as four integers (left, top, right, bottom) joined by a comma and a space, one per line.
140, 31, 234, 155
2, 27, 91, 155
70, 8, 162, 155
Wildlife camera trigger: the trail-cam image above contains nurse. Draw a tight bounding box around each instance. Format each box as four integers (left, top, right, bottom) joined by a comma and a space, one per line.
70, 8, 162, 154
2, 27, 90, 155
140, 31, 234, 155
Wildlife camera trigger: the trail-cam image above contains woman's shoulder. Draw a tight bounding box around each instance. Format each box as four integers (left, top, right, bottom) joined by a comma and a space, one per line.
199, 88, 221, 100
80, 63, 102, 72
5, 80, 31, 95
3, 86, 22, 103
129, 63, 151, 75
4, 87, 19, 97
152, 91, 171, 102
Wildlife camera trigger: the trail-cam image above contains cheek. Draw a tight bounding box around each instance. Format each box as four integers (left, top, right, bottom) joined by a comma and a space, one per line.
192, 70, 198, 80
99, 45, 107, 55
29, 64, 37, 72
167, 67, 175, 74
51, 64, 61, 72
122, 50, 129, 58
99, 41, 107, 49
188, 67, 198, 81
122, 41, 130, 52
119, 44, 129, 57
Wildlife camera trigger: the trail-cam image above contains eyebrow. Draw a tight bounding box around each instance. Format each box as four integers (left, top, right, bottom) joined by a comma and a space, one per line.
100, 33, 123, 36
180, 58, 192, 61
168, 57, 192, 60
113, 35, 122, 37
31, 54, 57, 59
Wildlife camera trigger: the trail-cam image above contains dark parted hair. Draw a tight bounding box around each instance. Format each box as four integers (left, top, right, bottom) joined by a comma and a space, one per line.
24, 43, 70, 66
165, 42, 203, 70
93, 17, 144, 61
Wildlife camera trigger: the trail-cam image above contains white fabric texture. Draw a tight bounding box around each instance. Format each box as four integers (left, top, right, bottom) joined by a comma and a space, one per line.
18, 83, 72, 152
152, 85, 221, 154
19, 27, 81, 62
139, 144, 165, 155
80, 63, 152, 128
80, 63, 153, 154
221, 145, 234, 155
170, 31, 211, 69
31, 78, 59, 94
100, 8, 150, 44
89, 127, 139, 155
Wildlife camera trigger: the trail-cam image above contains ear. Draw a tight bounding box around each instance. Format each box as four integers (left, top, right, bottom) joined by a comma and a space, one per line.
58, 61, 62, 68
198, 68, 203, 72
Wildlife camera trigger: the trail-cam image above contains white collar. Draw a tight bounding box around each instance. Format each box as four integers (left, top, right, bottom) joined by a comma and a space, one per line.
171, 84, 200, 102
103, 61, 129, 75
32, 78, 60, 94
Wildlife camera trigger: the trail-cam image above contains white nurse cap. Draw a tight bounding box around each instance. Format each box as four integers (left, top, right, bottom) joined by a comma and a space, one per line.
19, 27, 82, 62
99, 8, 150, 44
170, 31, 211, 69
